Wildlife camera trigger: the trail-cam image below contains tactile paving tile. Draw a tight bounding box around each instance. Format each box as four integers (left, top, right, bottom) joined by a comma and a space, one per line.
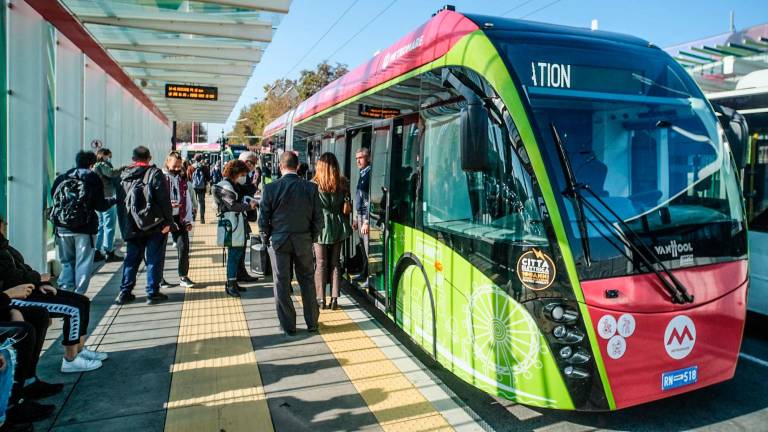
165, 198, 273, 432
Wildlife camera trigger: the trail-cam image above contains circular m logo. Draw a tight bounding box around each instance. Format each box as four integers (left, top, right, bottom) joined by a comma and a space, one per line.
664, 315, 696, 360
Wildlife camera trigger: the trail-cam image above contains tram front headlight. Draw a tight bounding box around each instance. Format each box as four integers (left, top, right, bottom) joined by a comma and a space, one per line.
544, 303, 579, 323
563, 366, 590, 379
553, 325, 567, 338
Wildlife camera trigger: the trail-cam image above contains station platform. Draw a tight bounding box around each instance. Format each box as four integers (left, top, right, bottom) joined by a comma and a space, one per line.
31, 199, 484, 432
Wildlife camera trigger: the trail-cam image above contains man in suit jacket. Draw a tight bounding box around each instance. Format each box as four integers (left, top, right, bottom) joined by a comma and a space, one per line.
259, 151, 323, 335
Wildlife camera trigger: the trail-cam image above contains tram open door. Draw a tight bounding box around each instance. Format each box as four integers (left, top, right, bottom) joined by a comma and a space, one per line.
365, 114, 421, 310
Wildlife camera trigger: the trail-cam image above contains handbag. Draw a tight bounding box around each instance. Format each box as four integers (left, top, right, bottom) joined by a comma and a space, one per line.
342, 194, 353, 216
217, 211, 246, 247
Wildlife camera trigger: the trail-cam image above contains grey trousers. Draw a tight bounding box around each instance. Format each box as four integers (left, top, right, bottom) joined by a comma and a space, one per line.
268, 236, 319, 333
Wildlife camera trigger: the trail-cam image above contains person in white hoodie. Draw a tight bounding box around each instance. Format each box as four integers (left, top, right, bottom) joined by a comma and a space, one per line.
162, 152, 195, 288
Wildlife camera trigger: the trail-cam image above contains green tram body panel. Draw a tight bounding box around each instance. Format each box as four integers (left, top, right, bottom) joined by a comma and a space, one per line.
390, 223, 574, 409
289, 26, 617, 410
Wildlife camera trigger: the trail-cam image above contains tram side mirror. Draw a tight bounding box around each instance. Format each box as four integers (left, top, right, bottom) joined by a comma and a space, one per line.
460, 101, 490, 172
441, 68, 490, 172
713, 103, 749, 169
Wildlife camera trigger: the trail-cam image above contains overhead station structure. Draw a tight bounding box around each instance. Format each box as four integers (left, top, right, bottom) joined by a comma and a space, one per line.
0, 0, 290, 271
667, 22, 768, 315
666, 22, 768, 131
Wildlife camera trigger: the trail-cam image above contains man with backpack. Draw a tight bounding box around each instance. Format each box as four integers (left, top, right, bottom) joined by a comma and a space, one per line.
50, 151, 116, 294
115, 146, 173, 305
191, 156, 209, 224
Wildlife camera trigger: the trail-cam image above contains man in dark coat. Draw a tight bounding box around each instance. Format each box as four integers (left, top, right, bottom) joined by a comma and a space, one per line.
115, 146, 173, 305
258, 152, 323, 335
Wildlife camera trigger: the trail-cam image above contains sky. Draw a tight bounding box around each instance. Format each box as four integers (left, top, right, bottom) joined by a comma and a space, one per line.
205, 0, 768, 137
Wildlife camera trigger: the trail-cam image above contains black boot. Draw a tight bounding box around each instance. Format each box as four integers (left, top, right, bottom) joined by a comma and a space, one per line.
330, 298, 339, 310
319, 298, 327, 310
225, 281, 241, 297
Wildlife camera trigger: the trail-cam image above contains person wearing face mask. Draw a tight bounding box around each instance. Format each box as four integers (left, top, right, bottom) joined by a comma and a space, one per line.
162, 152, 195, 289
92, 148, 126, 263
234, 152, 260, 283
213, 160, 258, 297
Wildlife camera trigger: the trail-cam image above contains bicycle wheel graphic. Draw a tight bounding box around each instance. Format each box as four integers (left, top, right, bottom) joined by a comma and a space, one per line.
465, 285, 542, 380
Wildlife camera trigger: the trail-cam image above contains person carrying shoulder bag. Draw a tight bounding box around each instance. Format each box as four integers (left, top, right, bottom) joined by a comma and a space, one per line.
213, 160, 258, 297
312, 153, 352, 310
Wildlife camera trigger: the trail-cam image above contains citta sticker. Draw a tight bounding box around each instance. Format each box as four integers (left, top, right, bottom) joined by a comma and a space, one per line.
662, 366, 698, 391
516, 248, 556, 290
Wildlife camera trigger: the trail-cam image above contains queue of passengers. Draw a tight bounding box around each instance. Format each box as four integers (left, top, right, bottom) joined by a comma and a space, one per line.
0, 144, 371, 429
214, 148, 370, 335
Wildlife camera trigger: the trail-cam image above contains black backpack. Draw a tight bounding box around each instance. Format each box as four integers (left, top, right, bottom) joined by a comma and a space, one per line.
125, 167, 164, 231
49, 173, 90, 229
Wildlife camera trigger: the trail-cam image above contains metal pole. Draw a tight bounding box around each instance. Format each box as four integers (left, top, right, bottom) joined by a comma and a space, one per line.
171, 120, 177, 151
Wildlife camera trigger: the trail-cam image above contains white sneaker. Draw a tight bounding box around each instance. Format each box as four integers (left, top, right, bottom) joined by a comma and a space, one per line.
61, 356, 102, 373
179, 277, 195, 288
79, 348, 108, 362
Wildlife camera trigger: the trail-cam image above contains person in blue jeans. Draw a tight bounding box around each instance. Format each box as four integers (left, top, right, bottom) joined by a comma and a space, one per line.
115, 146, 173, 306
93, 148, 126, 263
51, 151, 116, 294
213, 160, 257, 297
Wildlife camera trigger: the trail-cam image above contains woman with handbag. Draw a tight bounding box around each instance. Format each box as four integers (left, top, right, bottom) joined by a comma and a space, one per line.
312, 153, 352, 310
213, 160, 257, 297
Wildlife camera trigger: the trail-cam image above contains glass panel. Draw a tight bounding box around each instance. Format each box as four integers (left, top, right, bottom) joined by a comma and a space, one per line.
368, 123, 390, 296
500, 39, 746, 272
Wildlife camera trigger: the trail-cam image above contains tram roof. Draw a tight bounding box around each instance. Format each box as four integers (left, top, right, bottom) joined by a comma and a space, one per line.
262, 8, 653, 137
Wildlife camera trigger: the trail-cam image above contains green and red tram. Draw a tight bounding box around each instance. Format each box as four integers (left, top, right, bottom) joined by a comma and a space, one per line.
263, 7, 748, 411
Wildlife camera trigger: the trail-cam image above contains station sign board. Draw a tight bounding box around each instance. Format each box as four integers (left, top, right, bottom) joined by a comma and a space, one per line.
358, 104, 400, 119
165, 84, 218, 101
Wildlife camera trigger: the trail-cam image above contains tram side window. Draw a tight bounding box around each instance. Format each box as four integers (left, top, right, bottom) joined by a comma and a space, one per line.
421, 103, 544, 244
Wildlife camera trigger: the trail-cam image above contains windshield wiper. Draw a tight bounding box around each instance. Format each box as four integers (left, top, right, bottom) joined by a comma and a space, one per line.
549, 123, 695, 304
578, 188, 694, 304
550, 123, 591, 267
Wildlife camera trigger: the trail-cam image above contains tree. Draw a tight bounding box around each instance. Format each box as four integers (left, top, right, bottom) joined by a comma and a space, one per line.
296, 61, 348, 100
230, 61, 349, 144
175, 122, 208, 143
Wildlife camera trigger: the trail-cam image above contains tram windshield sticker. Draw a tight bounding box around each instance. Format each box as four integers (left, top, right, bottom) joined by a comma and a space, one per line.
516, 249, 556, 290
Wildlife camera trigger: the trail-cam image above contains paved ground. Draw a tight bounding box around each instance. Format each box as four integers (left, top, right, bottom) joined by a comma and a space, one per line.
26, 198, 768, 431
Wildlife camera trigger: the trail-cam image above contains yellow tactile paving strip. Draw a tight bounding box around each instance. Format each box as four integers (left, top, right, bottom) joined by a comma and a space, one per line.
165, 202, 273, 432
315, 302, 454, 432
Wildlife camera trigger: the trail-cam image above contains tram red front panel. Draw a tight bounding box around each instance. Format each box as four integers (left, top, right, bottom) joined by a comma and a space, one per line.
581, 261, 748, 409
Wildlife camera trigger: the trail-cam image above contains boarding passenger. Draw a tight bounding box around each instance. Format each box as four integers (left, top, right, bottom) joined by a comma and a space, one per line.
259, 152, 323, 336
92, 148, 126, 263
235, 152, 260, 283
162, 152, 195, 289
115, 146, 173, 306
213, 160, 258, 297
352, 147, 371, 286
0, 215, 107, 374
312, 153, 352, 311
50, 151, 116, 294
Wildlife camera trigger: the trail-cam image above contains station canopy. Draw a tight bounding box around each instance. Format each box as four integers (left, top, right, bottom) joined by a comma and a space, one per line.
666, 23, 768, 132
59, 0, 290, 123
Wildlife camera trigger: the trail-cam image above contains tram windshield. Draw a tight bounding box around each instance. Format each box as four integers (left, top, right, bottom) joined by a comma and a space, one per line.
499, 38, 746, 271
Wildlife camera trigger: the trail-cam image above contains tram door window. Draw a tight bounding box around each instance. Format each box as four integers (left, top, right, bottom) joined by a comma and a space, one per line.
368, 121, 392, 300
348, 127, 372, 253
389, 115, 420, 227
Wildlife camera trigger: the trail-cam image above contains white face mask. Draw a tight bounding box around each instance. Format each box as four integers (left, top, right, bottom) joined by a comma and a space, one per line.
236, 176, 247, 185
